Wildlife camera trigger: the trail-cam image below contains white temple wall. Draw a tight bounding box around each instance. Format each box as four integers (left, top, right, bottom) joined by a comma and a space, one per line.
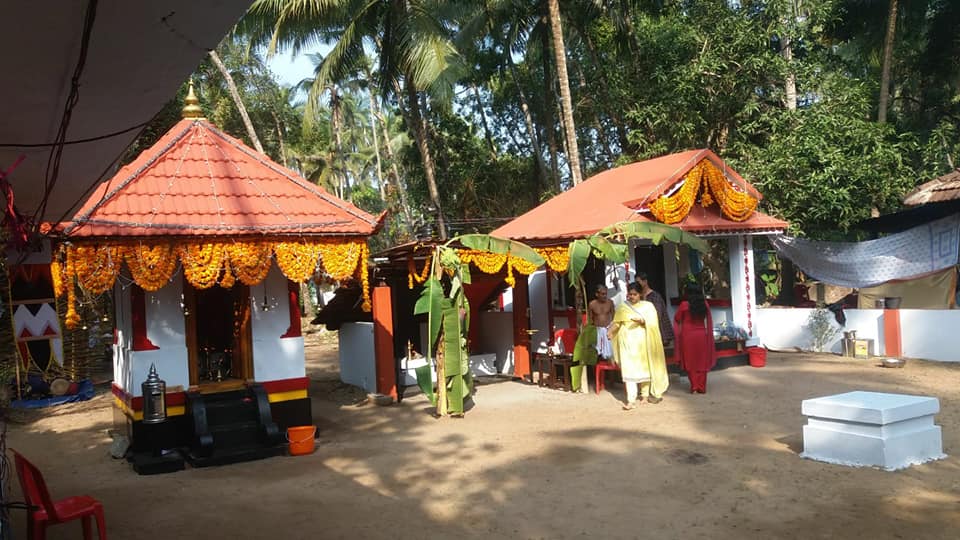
251, 266, 305, 381
756, 307, 960, 362
528, 270, 550, 350
112, 281, 132, 392
729, 235, 760, 346
135, 280, 189, 395
116, 265, 306, 395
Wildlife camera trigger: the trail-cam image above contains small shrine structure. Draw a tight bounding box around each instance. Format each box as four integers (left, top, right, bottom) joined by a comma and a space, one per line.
490, 149, 788, 376
53, 85, 382, 471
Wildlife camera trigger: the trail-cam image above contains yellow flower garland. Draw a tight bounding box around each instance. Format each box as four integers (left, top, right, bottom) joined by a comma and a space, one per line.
649, 162, 703, 224
178, 242, 226, 289
701, 161, 758, 221
407, 255, 432, 289
72, 245, 120, 294
122, 242, 178, 291
50, 258, 65, 298
647, 160, 758, 223
535, 246, 570, 273
274, 241, 322, 283
458, 250, 507, 274
57, 237, 374, 326
318, 240, 363, 281
226, 242, 272, 285
359, 243, 371, 312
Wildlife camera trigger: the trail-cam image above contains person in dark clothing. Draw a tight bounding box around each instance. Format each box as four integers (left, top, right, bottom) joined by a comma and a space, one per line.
636, 271, 674, 348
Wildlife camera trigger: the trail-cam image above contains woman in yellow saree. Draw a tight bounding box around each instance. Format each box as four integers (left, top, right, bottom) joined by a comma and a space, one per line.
608, 282, 669, 409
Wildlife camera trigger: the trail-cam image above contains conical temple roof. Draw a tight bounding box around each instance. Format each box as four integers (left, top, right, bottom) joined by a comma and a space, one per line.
65, 118, 382, 238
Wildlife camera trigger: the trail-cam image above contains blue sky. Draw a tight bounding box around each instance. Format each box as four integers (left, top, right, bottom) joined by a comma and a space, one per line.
267, 50, 318, 88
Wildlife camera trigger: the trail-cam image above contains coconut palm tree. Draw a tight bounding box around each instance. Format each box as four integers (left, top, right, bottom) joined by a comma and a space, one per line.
244, 0, 466, 239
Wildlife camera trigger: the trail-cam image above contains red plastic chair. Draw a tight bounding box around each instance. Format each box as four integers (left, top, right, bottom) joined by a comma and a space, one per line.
12, 449, 107, 540
553, 328, 577, 354
594, 360, 620, 394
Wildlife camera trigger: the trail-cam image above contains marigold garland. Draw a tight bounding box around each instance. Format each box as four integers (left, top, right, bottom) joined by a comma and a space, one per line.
122, 242, 177, 291
457, 250, 507, 274
648, 160, 758, 223
535, 247, 570, 273
407, 255, 432, 289
701, 161, 758, 221
318, 240, 363, 281
359, 243, 371, 312
649, 162, 703, 224
274, 241, 322, 283
509, 254, 540, 276
64, 252, 80, 329
50, 258, 66, 298
72, 245, 121, 294
56, 237, 373, 326
178, 242, 226, 289
226, 242, 272, 285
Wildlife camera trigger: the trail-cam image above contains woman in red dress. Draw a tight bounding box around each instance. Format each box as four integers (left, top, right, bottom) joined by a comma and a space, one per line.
673, 290, 717, 393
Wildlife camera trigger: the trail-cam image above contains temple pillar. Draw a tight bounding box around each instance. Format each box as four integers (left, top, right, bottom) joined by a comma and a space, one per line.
511, 277, 531, 381
372, 285, 397, 399
728, 235, 759, 345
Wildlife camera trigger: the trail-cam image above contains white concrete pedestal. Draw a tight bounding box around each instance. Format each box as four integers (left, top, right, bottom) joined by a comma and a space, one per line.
800, 391, 946, 471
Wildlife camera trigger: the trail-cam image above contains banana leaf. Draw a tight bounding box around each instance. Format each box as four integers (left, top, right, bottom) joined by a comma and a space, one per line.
598, 221, 709, 252
588, 236, 627, 263
567, 240, 592, 282
442, 300, 465, 377
414, 276, 443, 348
574, 326, 599, 366
414, 364, 436, 405
457, 234, 545, 266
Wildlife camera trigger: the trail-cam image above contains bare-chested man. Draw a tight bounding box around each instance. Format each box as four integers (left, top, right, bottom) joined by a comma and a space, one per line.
588, 284, 615, 359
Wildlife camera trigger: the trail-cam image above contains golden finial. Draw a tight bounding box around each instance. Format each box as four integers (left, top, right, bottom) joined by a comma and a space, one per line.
181, 79, 205, 119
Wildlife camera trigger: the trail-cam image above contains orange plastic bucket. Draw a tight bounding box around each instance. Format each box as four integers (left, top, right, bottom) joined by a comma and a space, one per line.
286, 425, 316, 456
747, 347, 767, 368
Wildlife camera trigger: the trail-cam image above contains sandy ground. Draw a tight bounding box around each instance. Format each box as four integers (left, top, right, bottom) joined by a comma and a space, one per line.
4, 332, 960, 540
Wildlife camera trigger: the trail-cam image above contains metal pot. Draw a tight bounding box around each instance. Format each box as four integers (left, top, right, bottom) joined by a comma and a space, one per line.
880, 357, 906, 369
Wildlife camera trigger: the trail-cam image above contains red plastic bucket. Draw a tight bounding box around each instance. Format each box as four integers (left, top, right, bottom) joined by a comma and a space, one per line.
286, 425, 316, 456
747, 347, 767, 368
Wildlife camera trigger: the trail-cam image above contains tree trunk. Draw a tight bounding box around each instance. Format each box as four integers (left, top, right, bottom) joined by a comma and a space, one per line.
547, 0, 583, 186
368, 94, 386, 201
472, 84, 498, 161
782, 35, 797, 111
330, 86, 345, 199
208, 50, 264, 154
878, 0, 899, 123
406, 81, 447, 240
271, 111, 288, 167
507, 57, 550, 198
540, 20, 561, 191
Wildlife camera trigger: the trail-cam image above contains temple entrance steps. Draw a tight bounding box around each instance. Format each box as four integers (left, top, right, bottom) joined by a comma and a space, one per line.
185, 384, 283, 467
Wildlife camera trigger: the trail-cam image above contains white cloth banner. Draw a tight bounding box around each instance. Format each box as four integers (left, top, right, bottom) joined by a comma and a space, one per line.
771, 214, 960, 288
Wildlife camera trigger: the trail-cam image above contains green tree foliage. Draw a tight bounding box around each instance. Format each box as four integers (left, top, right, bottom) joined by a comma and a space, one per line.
127, 0, 960, 244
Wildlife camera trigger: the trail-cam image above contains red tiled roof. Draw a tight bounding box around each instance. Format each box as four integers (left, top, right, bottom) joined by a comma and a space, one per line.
491, 149, 787, 242
65, 119, 382, 238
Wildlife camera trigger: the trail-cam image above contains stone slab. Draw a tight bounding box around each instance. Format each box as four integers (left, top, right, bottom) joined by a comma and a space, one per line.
801, 423, 945, 471
801, 391, 940, 425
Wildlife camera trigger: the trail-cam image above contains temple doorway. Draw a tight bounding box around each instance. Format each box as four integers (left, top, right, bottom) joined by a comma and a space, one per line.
184, 281, 253, 389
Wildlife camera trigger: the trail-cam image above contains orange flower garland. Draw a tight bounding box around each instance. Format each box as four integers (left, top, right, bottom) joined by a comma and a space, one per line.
359, 243, 371, 312
122, 242, 178, 291
647, 160, 758, 223
50, 258, 66, 298
318, 240, 363, 281
64, 252, 80, 329
226, 242, 272, 285
648, 162, 704, 224
72, 245, 121, 294
178, 242, 226, 289
407, 255, 432, 289
535, 246, 569, 273
457, 250, 507, 274
701, 161, 758, 221
274, 241, 322, 283
219, 259, 236, 288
